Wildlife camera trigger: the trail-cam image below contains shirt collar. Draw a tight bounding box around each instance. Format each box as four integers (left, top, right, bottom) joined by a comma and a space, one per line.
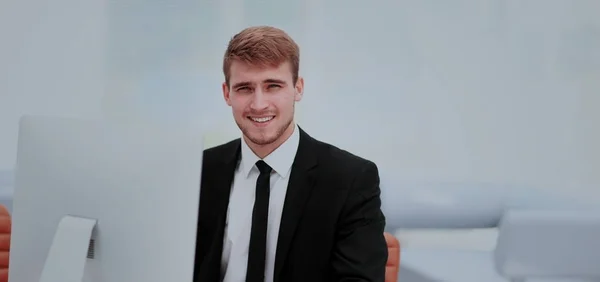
239, 123, 300, 178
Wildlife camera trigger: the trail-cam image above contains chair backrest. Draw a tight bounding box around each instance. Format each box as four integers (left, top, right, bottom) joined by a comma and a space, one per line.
0, 205, 10, 282
384, 232, 400, 282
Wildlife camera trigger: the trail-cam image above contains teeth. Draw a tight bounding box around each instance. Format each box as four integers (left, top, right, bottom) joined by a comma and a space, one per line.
251, 116, 274, 123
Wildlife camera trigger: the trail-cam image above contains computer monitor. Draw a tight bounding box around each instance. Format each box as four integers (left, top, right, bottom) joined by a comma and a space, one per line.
9, 115, 204, 282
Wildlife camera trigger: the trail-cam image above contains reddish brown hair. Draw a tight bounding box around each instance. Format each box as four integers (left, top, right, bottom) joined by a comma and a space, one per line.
223, 26, 300, 86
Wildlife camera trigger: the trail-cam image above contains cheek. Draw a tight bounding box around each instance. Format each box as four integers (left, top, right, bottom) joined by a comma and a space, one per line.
233, 106, 246, 117
229, 98, 248, 114
278, 97, 296, 112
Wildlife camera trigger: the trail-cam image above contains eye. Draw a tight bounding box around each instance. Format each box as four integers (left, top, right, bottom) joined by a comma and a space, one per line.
237, 86, 252, 93
267, 84, 281, 89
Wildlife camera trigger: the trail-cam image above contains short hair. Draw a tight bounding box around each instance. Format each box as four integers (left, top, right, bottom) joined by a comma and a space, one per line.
223, 26, 300, 86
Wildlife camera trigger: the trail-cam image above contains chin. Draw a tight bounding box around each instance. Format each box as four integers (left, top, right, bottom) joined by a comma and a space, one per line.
245, 131, 279, 146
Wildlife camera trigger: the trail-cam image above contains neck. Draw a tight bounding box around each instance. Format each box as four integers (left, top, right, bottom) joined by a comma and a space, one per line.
245, 122, 295, 159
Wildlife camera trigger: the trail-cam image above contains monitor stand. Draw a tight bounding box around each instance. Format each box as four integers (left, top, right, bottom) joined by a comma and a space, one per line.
39, 215, 97, 282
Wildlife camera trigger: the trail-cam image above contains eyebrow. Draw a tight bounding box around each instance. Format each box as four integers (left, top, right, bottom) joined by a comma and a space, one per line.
264, 79, 287, 85
232, 79, 287, 89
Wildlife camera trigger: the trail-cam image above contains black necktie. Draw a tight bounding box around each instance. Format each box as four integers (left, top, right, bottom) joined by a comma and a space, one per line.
246, 160, 272, 282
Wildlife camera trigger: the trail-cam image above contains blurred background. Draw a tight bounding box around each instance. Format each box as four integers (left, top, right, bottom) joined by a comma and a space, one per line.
1, 0, 599, 261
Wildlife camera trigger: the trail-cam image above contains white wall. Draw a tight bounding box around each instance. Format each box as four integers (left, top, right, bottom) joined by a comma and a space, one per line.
102, 0, 600, 200
2, 0, 599, 201
0, 0, 107, 170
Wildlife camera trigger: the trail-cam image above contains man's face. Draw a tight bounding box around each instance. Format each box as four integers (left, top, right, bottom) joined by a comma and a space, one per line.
223, 60, 303, 146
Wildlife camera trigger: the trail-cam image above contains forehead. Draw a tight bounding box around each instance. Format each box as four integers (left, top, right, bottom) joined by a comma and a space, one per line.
229, 60, 293, 84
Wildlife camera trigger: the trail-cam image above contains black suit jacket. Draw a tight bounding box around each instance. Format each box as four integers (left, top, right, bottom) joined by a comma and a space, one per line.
194, 128, 388, 282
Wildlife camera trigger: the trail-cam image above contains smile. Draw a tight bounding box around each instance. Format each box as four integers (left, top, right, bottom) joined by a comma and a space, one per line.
249, 116, 274, 123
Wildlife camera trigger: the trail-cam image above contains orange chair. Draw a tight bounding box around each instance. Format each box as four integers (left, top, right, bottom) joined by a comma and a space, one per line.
0, 205, 10, 282
0, 207, 401, 282
384, 232, 400, 282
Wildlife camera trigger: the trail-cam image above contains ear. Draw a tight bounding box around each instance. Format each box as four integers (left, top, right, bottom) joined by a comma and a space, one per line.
222, 82, 232, 106
294, 77, 304, 102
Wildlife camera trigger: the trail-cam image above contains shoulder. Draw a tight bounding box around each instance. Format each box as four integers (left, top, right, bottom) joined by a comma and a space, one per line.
309, 135, 379, 183
308, 135, 382, 218
202, 138, 240, 164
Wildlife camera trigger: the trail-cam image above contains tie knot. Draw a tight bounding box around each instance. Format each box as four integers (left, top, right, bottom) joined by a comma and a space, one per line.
255, 160, 272, 175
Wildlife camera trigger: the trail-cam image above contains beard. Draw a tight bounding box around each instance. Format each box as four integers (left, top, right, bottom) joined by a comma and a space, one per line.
238, 114, 293, 146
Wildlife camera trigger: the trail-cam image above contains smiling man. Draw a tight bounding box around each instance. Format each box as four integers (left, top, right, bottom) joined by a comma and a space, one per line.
194, 26, 388, 282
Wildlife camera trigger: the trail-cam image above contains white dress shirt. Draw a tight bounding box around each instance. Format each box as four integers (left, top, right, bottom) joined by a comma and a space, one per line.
220, 124, 300, 282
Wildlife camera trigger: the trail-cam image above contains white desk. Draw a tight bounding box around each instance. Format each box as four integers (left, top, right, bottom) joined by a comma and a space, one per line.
400, 248, 507, 282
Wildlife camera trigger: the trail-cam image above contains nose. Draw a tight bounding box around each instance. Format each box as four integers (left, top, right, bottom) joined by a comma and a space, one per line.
250, 89, 269, 111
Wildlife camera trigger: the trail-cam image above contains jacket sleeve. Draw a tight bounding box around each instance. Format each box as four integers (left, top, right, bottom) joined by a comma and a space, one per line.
331, 161, 388, 282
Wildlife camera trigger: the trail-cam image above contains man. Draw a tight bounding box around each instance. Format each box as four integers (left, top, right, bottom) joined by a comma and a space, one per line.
195, 26, 388, 282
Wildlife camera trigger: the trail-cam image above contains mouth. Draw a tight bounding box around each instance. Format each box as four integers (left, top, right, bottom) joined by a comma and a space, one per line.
248, 116, 275, 125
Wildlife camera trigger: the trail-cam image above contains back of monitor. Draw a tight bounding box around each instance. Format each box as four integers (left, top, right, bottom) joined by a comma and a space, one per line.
10, 116, 204, 282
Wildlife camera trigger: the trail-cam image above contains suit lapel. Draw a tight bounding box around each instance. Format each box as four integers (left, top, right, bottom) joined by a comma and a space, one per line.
197, 140, 240, 281
273, 128, 318, 281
